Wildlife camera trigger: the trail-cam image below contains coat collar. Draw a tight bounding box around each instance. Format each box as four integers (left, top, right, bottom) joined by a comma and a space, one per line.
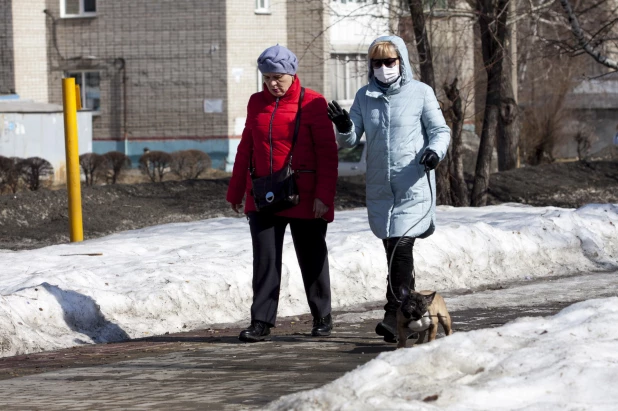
366, 76, 405, 99
261, 75, 302, 103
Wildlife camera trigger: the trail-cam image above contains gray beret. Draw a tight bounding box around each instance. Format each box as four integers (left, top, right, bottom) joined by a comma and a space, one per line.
257, 45, 298, 75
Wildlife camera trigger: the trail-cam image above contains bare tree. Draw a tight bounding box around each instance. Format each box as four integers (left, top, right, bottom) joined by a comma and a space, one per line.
404, 0, 456, 205
139, 151, 172, 183
406, 0, 436, 90
443, 78, 469, 206
103, 151, 131, 184
471, 0, 510, 207
170, 150, 212, 180
0, 156, 21, 194
520, 69, 573, 165
573, 123, 595, 161
18, 157, 54, 191
559, 0, 618, 71
79, 153, 105, 186
497, 0, 521, 172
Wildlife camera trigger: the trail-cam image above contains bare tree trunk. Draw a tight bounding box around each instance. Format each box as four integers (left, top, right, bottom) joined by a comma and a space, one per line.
472, 0, 509, 207
444, 78, 468, 206
406, 0, 436, 90
497, 7, 520, 171
406, 0, 452, 204
497, 74, 520, 170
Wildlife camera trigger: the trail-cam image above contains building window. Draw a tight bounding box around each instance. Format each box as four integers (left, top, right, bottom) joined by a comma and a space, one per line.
330, 54, 367, 102
257, 68, 263, 92
425, 0, 449, 9
66, 71, 101, 112
61, 0, 96, 18
255, 0, 270, 14
398, 0, 449, 8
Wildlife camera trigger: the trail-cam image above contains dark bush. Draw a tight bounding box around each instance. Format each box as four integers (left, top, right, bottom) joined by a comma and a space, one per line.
79, 153, 105, 186
574, 124, 596, 161
103, 151, 131, 184
170, 150, 212, 180
139, 151, 172, 182
0, 156, 22, 193
18, 157, 54, 191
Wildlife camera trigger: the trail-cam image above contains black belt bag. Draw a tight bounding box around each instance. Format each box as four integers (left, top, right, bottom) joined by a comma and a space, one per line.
250, 88, 305, 213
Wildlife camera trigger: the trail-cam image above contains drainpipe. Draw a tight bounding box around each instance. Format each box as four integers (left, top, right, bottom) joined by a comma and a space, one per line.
114, 58, 128, 156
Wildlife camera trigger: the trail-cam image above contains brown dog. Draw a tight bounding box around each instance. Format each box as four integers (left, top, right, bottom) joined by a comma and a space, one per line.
396, 287, 453, 349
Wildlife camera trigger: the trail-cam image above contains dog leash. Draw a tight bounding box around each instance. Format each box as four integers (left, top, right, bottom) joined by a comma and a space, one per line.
388, 165, 434, 304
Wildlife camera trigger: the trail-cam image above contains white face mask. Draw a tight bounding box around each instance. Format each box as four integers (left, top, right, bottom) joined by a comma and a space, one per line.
374, 65, 400, 84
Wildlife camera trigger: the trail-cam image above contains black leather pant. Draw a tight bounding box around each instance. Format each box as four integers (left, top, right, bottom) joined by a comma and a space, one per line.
383, 237, 415, 314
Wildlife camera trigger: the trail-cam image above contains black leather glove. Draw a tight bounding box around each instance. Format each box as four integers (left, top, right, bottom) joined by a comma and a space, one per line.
327, 101, 353, 133
420, 149, 439, 171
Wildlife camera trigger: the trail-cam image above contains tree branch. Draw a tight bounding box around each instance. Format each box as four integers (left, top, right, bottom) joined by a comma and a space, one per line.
559, 0, 618, 69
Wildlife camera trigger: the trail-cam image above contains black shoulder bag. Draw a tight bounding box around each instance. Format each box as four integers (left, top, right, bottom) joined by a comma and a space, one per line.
250, 87, 305, 213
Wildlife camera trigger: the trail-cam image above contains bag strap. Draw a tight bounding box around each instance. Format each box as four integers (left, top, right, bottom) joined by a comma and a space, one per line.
287, 87, 305, 166
249, 87, 305, 178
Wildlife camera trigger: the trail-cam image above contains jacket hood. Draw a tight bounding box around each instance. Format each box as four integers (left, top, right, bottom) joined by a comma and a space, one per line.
367, 35, 414, 88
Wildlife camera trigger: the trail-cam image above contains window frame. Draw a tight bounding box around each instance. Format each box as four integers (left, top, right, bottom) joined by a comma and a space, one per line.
257, 68, 263, 92
60, 0, 97, 19
65, 70, 101, 115
255, 0, 271, 15
330, 53, 368, 104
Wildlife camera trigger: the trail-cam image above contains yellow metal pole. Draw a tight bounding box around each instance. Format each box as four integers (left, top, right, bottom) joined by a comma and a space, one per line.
75, 84, 82, 110
62, 78, 84, 242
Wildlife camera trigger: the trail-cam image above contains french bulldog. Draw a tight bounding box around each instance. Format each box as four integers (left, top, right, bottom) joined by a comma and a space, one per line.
396, 286, 453, 349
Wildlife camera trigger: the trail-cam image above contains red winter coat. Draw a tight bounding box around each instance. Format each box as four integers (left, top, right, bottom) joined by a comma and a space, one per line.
226, 76, 338, 222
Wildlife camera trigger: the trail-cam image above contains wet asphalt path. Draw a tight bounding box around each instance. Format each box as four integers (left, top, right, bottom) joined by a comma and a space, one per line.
0, 271, 615, 410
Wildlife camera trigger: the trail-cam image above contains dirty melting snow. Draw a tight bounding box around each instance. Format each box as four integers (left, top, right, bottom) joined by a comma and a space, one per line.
265, 297, 618, 411
0, 203, 617, 357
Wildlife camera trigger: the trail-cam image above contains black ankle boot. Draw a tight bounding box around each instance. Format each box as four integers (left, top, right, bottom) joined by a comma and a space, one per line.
311, 313, 332, 337
239, 320, 271, 342
375, 311, 397, 343
375, 312, 419, 343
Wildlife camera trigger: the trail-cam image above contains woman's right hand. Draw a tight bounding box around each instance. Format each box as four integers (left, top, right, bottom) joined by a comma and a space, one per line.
230, 203, 243, 213
327, 101, 353, 133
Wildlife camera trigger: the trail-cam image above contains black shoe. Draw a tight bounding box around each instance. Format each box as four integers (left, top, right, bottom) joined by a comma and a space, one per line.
375, 311, 397, 343
238, 320, 271, 342
311, 313, 332, 337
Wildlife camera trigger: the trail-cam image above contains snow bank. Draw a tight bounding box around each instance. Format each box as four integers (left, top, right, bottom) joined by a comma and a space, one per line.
265, 297, 618, 411
0, 204, 617, 356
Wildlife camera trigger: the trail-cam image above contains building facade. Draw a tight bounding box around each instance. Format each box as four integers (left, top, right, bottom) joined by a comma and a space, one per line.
1, 0, 480, 170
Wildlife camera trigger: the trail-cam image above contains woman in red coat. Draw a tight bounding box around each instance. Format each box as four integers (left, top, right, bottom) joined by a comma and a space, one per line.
227, 45, 338, 342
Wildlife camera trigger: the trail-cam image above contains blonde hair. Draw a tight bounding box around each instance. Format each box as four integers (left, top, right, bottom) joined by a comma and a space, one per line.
369, 42, 398, 59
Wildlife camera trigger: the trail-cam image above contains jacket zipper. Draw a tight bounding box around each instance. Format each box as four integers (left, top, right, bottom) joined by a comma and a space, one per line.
268, 98, 280, 175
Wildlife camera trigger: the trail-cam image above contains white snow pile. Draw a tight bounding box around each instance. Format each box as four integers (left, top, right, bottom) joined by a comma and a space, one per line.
0, 203, 616, 357
265, 297, 618, 411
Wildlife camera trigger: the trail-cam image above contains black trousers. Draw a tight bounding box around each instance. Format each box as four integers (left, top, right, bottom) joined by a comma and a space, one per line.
248, 212, 331, 326
383, 237, 416, 313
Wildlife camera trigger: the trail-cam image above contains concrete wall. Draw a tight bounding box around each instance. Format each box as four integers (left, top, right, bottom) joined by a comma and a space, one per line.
0, 0, 15, 95
0, 111, 92, 182
11, 0, 49, 103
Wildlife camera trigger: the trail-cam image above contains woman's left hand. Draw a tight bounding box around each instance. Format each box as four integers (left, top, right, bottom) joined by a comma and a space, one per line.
313, 198, 329, 219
